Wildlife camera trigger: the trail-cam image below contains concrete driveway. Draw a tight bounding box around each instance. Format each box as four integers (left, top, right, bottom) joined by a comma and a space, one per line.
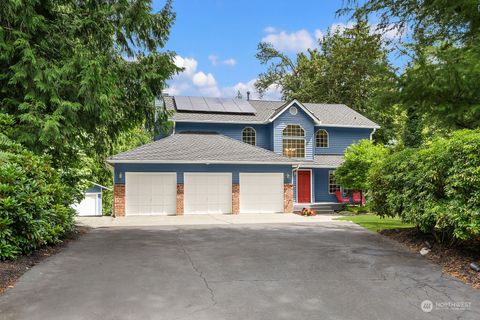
0, 221, 479, 320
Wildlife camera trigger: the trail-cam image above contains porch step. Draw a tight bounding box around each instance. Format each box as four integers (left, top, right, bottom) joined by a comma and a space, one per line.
294, 203, 342, 214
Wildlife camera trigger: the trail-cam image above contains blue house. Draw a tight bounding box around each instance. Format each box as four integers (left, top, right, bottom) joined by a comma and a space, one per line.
107, 96, 378, 216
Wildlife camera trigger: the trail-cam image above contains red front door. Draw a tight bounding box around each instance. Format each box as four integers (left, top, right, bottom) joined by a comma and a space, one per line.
297, 170, 311, 203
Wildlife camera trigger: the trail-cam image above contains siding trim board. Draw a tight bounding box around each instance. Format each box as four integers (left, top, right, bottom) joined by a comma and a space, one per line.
174, 119, 380, 129
114, 163, 294, 185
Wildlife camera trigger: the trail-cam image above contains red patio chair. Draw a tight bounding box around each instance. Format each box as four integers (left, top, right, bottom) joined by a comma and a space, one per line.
335, 190, 350, 204
352, 191, 365, 205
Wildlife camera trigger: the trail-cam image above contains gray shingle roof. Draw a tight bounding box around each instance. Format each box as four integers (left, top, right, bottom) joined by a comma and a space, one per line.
108, 132, 299, 164
160, 96, 379, 128
299, 155, 345, 168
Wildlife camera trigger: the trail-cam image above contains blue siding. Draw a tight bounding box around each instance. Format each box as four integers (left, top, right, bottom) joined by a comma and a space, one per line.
273, 103, 315, 160
175, 122, 272, 150
292, 168, 337, 203
313, 168, 337, 202
314, 127, 372, 155
114, 163, 293, 184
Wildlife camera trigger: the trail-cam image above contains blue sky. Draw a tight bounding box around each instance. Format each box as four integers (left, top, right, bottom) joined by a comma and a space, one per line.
153, 0, 403, 100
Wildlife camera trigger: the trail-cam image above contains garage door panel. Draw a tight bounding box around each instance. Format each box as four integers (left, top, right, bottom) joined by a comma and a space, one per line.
184, 173, 232, 214
125, 173, 176, 216
240, 173, 284, 213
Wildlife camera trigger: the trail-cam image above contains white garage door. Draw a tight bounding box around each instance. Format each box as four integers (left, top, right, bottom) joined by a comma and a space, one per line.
184, 173, 232, 214
73, 193, 99, 216
240, 173, 284, 213
125, 172, 176, 215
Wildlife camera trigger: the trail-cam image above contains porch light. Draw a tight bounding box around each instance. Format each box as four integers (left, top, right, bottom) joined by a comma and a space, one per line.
118, 172, 123, 179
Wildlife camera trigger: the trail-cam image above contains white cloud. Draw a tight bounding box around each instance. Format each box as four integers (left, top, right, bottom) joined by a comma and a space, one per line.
264, 26, 277, 33
192, 71, 217, 87
208, 54, 219, 66
167, 55, 280, 100
261, 29, 315, 53
223, 58, 236, 66
173, 55, 198, 77
314, 29, 324, 40
372, 24, 407, 40
329, 22, 355, 34
222, 78, 282, 101
209, 54, 237, 66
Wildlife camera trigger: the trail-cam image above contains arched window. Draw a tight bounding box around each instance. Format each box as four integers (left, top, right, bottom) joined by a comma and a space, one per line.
242, 127, 256, 146
315, 129, 329, 148
282, 125, 305, 158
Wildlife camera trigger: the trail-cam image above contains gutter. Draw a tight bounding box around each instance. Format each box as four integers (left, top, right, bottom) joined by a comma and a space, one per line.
106, 159, 303, 165
173, 119, 380, 129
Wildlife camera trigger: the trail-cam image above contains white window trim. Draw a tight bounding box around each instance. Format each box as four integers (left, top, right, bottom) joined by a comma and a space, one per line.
242, 126, 257, 146
295, 169, 313, 204
328, 170, 341, 194
282, 124, 306, 159
315, 129, 329, 148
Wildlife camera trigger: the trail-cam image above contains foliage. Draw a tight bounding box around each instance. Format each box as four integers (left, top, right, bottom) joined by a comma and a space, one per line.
336, 215, 414, 232
97, 126, 153, 215
335, 140, 388, 192
369, 130, 480, 243
0, 0, 180, 182
0, 116, 75, 259
255, 14, 399, 143
341, 0, 479, 44
345, 205, 370, 215
342, 0, 480, 137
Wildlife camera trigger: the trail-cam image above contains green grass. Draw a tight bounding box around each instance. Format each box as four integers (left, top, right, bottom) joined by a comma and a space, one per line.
335, 214, 414, 232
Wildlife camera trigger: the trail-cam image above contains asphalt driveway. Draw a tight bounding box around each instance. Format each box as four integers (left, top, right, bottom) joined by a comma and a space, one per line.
0, 222, 479, 320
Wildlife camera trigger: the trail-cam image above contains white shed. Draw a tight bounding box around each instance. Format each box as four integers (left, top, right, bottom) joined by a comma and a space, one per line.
73, 183, 110, 216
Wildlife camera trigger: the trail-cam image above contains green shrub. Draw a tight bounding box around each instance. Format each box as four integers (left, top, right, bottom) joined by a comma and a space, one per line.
0, 136, 76, 260
370, 130, 480, 243
335, 140, 388, 192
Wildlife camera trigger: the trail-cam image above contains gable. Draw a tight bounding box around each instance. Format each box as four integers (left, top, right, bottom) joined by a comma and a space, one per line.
272, 102, 315, 160
268, 100, 319, 123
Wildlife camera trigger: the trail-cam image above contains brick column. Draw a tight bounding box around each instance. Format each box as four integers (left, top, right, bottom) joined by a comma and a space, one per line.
232, 184, 240, 214
283, 184, 293, 213
114, 184, 125, 217
176, 184, 184, 215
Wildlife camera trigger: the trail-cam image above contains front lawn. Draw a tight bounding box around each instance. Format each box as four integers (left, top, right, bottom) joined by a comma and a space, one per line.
336, 214, 414, 232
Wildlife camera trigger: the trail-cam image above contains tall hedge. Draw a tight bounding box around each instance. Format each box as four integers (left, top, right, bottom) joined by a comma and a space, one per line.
0, 135, 75, 260
370, 130, 480, 243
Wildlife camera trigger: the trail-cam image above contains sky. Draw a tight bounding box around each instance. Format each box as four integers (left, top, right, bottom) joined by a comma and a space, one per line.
152, 0, 404, 100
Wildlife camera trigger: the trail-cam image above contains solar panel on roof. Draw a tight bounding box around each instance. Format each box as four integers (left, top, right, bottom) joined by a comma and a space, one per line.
204, 97, 226, 112
220, 98, 240, 113
189, 96, 210, 111
234, 99, 257, 113
174, 96, 194, 111
174, 96, 256, 114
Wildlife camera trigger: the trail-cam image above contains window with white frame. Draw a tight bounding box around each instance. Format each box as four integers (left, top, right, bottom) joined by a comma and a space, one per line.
328, 170, 341, 194
242, 127, 256, 146
282, 125, 305, 158
316, 129, 328, 148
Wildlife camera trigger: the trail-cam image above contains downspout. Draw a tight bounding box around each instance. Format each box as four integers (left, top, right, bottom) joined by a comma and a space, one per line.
370, 128, 377, 141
